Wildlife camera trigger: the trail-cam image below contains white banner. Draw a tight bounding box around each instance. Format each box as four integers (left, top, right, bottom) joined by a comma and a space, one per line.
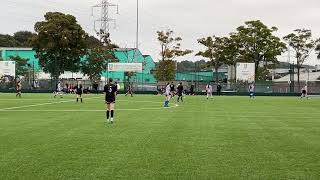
236, 63, 255, 83
0, 61, 16, 77
108, 63, 142, 72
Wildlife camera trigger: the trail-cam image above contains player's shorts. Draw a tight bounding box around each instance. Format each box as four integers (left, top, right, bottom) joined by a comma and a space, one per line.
76, 91, 82, 95
250, 92, 255, 96
106, 98, 116, 104
302, 90, 307, 94
177, 91, 183, 96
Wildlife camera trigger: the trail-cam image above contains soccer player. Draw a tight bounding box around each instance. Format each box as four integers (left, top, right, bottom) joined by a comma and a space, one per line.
301, 85, 309, 99
205, 84, 213, 100
125, 83, 133, 97
75, 83, 83, 103
16, 81, 22, 98
217, 83, 222, 96
104, 78, 118, 124
189, 85, 195, 95
164, 82, 171, 107
177, 82, 184, 102
54, 81, 63, 98
115, 81, 120, 95
170, 82, 175, 98
249, 84, 255, 99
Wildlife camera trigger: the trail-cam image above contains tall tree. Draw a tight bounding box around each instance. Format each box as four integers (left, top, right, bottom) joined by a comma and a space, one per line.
235, 20, 286, 80
81, 43, 118, 83
155, 29, 192, 81
0, 34, 18, 47
86, 35, 103, 48
315, 44, 320, 59
284, 29, 320, 87
196, 36, 229, 83
13, 31, 37, 47
31, 12, 88, 81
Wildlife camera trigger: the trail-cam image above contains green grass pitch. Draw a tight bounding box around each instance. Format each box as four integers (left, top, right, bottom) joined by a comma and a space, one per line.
0, 93, 320, 179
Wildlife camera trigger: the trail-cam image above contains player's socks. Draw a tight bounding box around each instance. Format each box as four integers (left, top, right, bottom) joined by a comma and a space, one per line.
81, 98, 83, 103
111, 111, 114, 123
106, 111, 110, 121
165, 101, 169, 107
77, 98, 79, 102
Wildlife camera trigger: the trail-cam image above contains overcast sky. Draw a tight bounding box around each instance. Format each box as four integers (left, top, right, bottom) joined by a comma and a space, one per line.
1, 0, 320, 64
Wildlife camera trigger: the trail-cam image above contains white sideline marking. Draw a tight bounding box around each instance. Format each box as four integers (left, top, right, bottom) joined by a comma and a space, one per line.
0, 96, 179, 112
0, 104, 179, 112
0, 97, 100, 111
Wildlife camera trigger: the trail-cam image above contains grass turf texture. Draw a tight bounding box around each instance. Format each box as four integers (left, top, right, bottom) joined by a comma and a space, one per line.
0, 93, 319, 180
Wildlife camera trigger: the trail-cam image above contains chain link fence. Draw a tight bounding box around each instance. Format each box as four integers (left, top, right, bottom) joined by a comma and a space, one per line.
1, 78, 320, 95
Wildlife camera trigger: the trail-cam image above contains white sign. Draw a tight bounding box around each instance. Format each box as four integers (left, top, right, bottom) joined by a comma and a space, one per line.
236, 63, 255, 83
0, 61, 16, 77
108, 63, 142, 72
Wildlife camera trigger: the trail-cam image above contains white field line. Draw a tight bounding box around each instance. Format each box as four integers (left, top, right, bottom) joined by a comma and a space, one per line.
0, 96, 179, 112
0, 97, 100, 111
0, 104, 179, 112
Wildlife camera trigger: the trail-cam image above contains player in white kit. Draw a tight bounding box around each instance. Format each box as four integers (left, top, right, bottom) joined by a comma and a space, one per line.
54, 81, 63, 98
164, 83, 171, 107
206, 84, 213, 100
301, 85, 309, 99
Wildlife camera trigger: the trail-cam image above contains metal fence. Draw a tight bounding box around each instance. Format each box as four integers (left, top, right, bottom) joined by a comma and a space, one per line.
1, 79, 320, 95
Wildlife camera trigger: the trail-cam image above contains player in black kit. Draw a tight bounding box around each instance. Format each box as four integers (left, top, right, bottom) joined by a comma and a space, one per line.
76, 83, 83, 103
104, 78, 118, 124
177, 82, 184, 102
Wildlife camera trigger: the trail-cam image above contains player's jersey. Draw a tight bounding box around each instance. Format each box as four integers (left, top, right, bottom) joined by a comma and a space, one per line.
170, 84, 175, 91
57, 83, 62, 92
206, 85, 213, 93
76, 86, 83, 94
104, 84, 117, 102
165, 85, 171, 96
177, 85, 183, 93
302, 86, 307, 94
249, 85, 255, 92
16, 83, 22, 91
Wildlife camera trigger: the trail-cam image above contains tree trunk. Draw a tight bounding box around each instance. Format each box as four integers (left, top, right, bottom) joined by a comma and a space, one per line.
297, 67, 300, 92
255, 62, 259, 81
215, 66, 219, 83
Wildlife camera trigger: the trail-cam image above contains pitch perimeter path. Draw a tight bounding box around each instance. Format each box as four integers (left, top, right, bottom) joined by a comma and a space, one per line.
0, 93, 320, 179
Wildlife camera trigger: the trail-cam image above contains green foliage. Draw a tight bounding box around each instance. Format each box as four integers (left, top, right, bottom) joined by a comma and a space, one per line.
283, 29, 320, 86
155, 60, 176, 81
13, 31, 36, 47
235, 20, 286, 80
196, 36, 229, 82
32, 12, 88, 80
0, 31, 36, 47
177, 60, 207, 72
86, 35, 103, 48
9, 56, 29, 77
81, 43, 118, 83
0, 34, 18, 47
155, 29, 192, 81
